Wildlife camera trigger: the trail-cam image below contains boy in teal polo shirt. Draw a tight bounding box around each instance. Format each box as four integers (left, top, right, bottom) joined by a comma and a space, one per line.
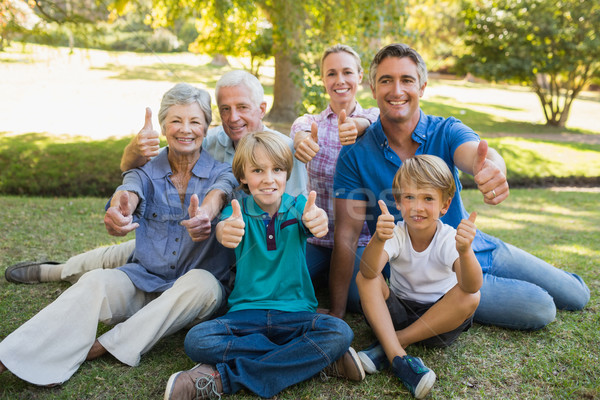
165, 131, 364, 400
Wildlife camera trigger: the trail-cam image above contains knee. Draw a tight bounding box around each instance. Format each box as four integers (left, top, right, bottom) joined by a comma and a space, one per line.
173, 270, 219, 296
183, 321, 220, 361
317, 315, 354, 352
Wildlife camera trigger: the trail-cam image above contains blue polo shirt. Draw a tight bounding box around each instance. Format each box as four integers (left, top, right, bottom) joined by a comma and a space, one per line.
334, 110, 496, 269
221, 193, 318, 313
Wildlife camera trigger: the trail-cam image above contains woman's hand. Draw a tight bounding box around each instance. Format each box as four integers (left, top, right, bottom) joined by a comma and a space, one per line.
104, 191, 139, 236
216, 199, 245, 248
294, 122, 320, 163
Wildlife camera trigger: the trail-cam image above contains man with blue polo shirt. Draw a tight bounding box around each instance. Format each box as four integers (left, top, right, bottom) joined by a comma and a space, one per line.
330, 43, 589, 332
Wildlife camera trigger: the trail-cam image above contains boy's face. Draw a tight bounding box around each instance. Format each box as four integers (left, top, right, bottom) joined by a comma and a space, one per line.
240, 146, 287, 216
396, 180, 451, 235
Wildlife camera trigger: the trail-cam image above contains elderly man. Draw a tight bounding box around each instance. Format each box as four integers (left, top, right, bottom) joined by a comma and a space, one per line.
5, 70, 307, 285
330, 43, 589, 334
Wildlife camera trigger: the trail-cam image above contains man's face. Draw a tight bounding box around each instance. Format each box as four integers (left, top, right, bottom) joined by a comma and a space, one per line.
217, 85, 267, 145
371, 56, 426, 126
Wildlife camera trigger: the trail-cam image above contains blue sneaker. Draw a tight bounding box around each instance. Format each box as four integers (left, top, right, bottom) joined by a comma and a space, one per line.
357, 342, 389, 374
392, 355, 436, 399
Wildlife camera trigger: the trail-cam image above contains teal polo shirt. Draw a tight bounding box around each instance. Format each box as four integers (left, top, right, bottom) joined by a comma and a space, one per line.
221, 193, 318, 313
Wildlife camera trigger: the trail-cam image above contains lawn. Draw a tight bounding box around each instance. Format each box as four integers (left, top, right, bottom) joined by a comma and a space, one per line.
0, 189, 598, 399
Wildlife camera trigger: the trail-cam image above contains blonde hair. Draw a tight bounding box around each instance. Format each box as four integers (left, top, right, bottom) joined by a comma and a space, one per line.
320, 44, 363, 77
393, 155, 455, 203
232, 131, 293, 194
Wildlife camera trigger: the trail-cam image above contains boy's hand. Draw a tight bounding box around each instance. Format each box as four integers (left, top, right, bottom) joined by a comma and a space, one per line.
219, 199, 245, 248
104, 192, 139, 236
302, 191, 328, 238
456, 211, 477, 253
338, 109, 358, 145
134, 107, 160, 161
181, 194, 211, 242
294, 122, 320, 163
375, 200, 395, 241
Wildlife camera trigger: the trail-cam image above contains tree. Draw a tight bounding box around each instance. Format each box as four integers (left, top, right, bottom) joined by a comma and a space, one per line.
1, 0, 36, 50
459, 0, 600, 127
141, 0, 408, 123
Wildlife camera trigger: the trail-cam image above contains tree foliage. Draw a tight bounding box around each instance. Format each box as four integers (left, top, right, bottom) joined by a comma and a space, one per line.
141, 0, 408, 122
459, 0, 600, 127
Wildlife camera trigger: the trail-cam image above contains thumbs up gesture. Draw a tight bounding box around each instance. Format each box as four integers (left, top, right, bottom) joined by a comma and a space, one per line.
472, 139, 508, 205
338, 109, 358, 145
104, 191, 139, 236
375, 200, 395, 241
302, 191, 328, 238
181, 194, 212, 242
294, 122, 320, 163
135, 107, 160, 160
217, 199, 246, 248
455, 211, 477, 254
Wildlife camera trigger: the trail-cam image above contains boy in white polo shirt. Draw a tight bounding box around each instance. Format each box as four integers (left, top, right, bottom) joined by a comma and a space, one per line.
356, 154, 483, 399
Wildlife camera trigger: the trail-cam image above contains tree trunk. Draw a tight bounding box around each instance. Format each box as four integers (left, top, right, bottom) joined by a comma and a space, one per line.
265, 50, 302, 124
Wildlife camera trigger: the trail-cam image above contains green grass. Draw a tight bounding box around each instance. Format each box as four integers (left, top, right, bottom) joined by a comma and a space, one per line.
1, 190, 598, 399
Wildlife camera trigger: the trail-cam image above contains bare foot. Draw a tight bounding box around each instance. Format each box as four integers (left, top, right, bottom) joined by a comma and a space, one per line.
86, 340, 107, 361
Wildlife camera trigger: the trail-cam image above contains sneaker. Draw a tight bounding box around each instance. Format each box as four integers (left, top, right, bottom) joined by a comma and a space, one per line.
164, 363, 223, 400
392, 355, 436, 399
322, 347, 365, 381
357, 342, 389, 374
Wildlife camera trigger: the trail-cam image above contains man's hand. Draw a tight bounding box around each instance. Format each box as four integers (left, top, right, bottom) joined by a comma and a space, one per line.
302, 191, 328, 238
218, 199, 245, 248
456, 211, 477, 254
473, 140, 509, 205
135, 107, 160, 161
375, 200, 395, 241
104, 192, 139, 236
181, 194, 211, 242
338, 109, 359, 145
294, 122, 320, 163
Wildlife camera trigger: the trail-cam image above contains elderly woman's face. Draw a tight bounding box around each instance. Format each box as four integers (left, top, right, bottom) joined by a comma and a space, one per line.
322, 51, 363, 107
163, 102, 207, 156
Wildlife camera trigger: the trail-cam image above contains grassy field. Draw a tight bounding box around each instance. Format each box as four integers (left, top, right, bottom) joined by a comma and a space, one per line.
0, 190, 598, 399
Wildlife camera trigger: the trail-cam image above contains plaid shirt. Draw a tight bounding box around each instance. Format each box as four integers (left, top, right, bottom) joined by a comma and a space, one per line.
290, 103, 379, 248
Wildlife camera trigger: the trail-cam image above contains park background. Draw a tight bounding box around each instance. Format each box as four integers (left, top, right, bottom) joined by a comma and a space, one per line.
1, 0, 599, 399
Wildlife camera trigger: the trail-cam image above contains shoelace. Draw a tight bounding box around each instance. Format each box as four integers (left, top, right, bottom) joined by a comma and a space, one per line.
195, 375, 222, 400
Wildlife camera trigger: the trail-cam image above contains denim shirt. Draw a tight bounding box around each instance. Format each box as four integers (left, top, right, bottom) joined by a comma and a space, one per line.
116, 148, 236, 292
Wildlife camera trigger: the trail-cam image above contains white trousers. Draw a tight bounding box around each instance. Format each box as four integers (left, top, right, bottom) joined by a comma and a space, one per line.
61, 240, 135, 283
0, 268, 223, 386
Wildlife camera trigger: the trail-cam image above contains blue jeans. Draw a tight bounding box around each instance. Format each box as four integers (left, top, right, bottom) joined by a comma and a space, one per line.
184, 309, 353, 398
475, 232, 590, 330
306, 243, 368, 313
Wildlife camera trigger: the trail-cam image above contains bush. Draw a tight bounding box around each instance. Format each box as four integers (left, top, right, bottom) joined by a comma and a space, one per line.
0, 133, 130, 197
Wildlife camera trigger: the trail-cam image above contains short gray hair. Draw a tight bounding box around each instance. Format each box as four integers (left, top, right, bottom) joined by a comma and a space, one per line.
320, 44, 363, 77
369, 43, 428, 88
158, 83, 212, 133
215, 70, 264, 107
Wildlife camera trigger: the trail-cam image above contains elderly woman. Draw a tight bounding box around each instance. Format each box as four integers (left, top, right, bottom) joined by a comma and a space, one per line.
291, 44, 379, 317
0, 83, 236, 386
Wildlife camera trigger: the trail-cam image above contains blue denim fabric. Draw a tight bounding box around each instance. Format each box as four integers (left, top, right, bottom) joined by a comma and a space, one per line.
475, 232, 590, 330
184, 310, 353, 398
306, 244, 374, 313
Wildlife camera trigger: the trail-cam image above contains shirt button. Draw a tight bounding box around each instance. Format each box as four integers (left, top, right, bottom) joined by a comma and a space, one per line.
268, 235, 273, 239
170, 265, 175, 270
172, 251, 176, 255
152, 213, 157, 217
175, 238, 179, 242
